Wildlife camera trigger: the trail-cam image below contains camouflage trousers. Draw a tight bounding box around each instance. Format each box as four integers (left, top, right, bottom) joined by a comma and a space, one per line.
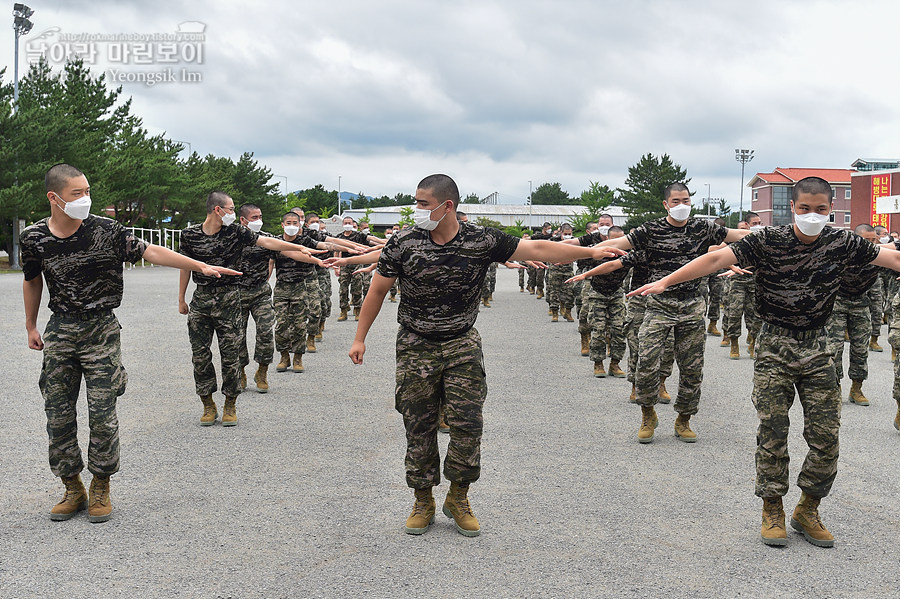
274, 278, 321, 354
868, 276, 883, 336
752, 324, 840, 498
724, 279, 761, 340
40, 311, 126, 478
338, 264, 362, 311
706, 271, 725, 320
529, 267, 545, 292
359, 268, 372, 298
826, 294, 871, 382
889, 295, 900, 405
189, 286, 243, 398
584, 291, 626, 363
518, 265, 525, 288
481, 263, 497, 300
635, 294, 705, 414
546, 265, 574, 310
395, 327, 486, 489
882, 270, 898, 322
626, 294, 674, 384
317, 269, 333, 323
239, 283, 275, 368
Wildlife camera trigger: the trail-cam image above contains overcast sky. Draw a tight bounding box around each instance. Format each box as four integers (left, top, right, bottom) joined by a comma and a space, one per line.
4, 0, 899, 209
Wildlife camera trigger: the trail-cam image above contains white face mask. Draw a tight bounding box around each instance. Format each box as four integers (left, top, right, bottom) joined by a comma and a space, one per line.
794, 212, 829, 237
308, 222, 320, 231
749, 225, 764, 233
247, 219, 263, 233
414, 204, 448, 231
667, 203, 691, 222
343, 224, 354, 232
297, 220, 305, 228
880, 235, 891, 244
597, 226, 610, 236
55, 193, 92, 220
221, 209, 236, 226
386, 232, 392, 238
283, 225, 300, 236
562, 234, 573, 240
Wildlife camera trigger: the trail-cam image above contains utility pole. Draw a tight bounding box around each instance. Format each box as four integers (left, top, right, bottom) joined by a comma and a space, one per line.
735, 149, 755, 223
10, 4, 35, 270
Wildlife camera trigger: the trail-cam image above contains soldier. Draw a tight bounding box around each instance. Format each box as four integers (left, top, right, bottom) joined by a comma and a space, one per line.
236, 204, 277, 393
705, 217, 728, 336
723, 213, 762, 359
567, 226, 629, 378
178, 193, 315, 427
271, 212, 326, 373
345, 174, 620, 538
632, 176, 900, 548
481, 262, 498, 307
530, 222, 554, 298
22, 164, 237, 523
337, 216, 372, 321
574, 221, 600, 331
825, 224, 882, 406
546, 224, 576, 322
888, 294, 900, 431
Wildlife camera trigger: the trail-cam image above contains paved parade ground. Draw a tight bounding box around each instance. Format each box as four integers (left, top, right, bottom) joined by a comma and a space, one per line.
2, 267, 899, 599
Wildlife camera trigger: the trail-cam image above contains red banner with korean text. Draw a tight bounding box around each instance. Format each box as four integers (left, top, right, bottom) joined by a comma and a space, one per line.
872, 174, 891, 228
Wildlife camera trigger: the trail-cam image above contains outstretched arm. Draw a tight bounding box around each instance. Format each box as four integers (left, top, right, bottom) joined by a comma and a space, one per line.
143, 245, 241, 278
629, 247, 738, 297
565, 260, 623, 283
349, 272, 395, 364
724, 228, 752, 243
871, 246, 900, 272
510, 240, 625, 263
323, 251, 382, 268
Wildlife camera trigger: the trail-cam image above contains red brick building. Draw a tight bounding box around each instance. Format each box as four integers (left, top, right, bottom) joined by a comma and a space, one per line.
850, 169, 900, 233
747, 168, 854, 228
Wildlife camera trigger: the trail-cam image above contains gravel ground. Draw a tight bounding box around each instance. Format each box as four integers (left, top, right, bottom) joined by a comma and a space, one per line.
1, 267, 899, 599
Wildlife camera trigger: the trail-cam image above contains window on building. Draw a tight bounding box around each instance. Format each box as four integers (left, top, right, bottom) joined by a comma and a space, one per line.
829, 212, 836, 223
772, 186, 793, 226
753, 190, 758, 202
844, 213, 851, 225
845, 188, 851, 199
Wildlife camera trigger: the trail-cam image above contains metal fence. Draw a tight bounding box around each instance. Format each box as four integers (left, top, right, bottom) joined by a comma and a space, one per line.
126, 227, 181, 268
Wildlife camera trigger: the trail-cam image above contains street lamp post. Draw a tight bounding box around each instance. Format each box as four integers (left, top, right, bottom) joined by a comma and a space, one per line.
705, 183, 711, 216
10, 3, 35, 270
337, 175, 342, 217
171, 139, 192, 156
528, 180, 533, 230
735, 149, 754, 223
272, 174, 288, 197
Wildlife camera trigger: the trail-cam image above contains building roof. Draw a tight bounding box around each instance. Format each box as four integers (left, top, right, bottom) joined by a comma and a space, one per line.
748, 168, 855, 187
850, 158, 900, 168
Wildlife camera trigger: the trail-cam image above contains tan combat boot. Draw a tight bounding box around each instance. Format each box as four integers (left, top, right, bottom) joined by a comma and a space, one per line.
337, 308, 348, 321
870, 335, 884, 352
638, 406, 658, 443
528, 286, 534, 295
720, 335, 730, 347
707, 320, 721, 336
292, 353, 304, 373
222, 396, 237, 427
482, 297, 491, 308
551, 307, 559, 322
761, 497, 787, 546
254, 364, 269, 393
657, 377, 671, 404
276, 351, 290, 372
354, 307, 360, 321
563, 307, 574, 322
580, 332, 590, 356
790, 492, 834, 547
849, 380, 869, 406
894, 400, 900, 431
608, 361, 626, 378
306, 334, 317, 353
730, 337, 740, 360
536, 288, 544, 299
87, 476, 112, 523
520, 286, 525, 293
389, 292, 397, 302
239, 367, 247, 391
200, 394, 217, 426
315, 321, 324, 341
594, 360, 606, 378
50, 474, 87, 521
405, 488, 435, 535
630, 383, 637, 403
674, 414, 697, 443
443, 482, 480, 537
748, 336, 756, 359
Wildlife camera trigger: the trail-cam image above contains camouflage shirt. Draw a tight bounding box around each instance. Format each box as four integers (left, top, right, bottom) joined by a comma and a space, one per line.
304, 227, 331, 272
588, 257, 631, 295
377, 222, 520, 340
180, 222, 259, 287
236, 230, 277, 288
273, 234, 320, 283
731, 225, 880, 331
20, 215, 148, 314
626, 218, 728, 294
621, 250, 650, 292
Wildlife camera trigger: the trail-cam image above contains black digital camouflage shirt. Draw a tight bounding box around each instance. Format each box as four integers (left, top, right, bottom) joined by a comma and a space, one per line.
377, 222, 520, 340
626, 218, 728, 294
180, 223, 259, 287
731, 225, 880, 331
621, 250, 650, 292
273, 234, 320, 283
20, 215, 148, 313
304, 227, 331, 272
236, 230, 277, 288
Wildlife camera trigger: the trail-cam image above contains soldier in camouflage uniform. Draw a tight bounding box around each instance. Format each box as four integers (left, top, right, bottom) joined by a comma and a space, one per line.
344, 174, 620, 538
236, 204, 277, 393
530, 223, 554, 298
337, 216, 371, 321
826, 225, 883, 406
633, 177, 900, 548
180, 193, 312, 427
481, 262, 498, 307
867, 275, 884, 352
22, 164, 236, 523
888, 294, 900, 432
546, 224, 576, 322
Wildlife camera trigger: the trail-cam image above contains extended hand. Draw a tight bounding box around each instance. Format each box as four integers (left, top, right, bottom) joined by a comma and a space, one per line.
590, 246, 626, 260
201, 264, 241, 278
27, 328, 44, 351
179, 300, 189, 315
349, 340, 366, 364
564, 274, 584, 284
626, 280, 667, 297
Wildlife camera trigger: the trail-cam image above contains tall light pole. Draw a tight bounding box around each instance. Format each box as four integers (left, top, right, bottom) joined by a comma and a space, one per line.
528, 180, 533, 230
171, 139, 192, 156
337, 175, 342, 217
705, 183, 711, 216
10, 3, 34, 270
272, 174, 288, 197
735, 149, 754, 223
